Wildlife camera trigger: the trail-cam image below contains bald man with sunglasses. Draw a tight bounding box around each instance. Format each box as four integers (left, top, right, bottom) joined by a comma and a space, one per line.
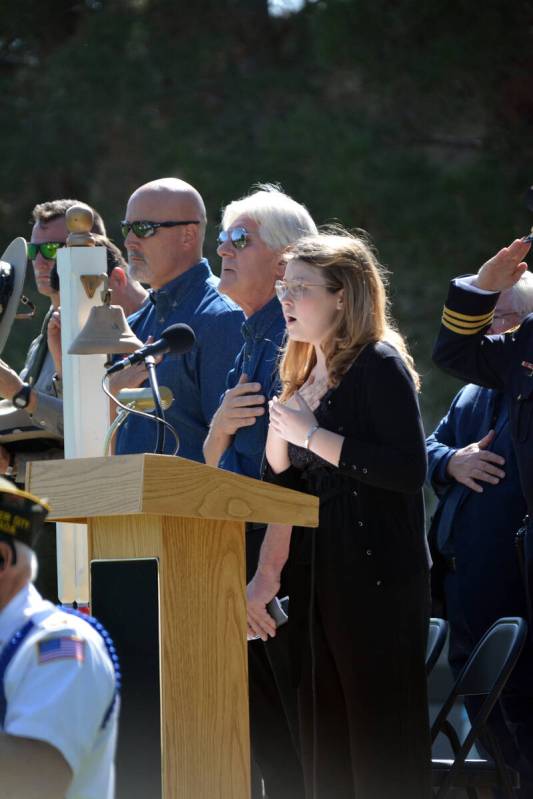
111, 177, 244, 461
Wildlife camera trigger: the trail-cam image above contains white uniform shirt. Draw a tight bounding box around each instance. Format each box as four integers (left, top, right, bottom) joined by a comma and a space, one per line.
0, 583, 118, 799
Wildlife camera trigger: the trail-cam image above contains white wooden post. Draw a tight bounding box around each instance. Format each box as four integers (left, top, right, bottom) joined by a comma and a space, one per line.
56, 246, 110, 603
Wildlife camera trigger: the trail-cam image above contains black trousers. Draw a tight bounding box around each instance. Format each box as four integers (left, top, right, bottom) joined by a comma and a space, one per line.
288, 554, 432, 799
246, 526, 305, 799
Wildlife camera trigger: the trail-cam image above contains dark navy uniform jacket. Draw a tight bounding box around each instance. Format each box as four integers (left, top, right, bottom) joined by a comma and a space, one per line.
426, 385, 529, 649
427, 384, 525, 553
433, 279, 533, 515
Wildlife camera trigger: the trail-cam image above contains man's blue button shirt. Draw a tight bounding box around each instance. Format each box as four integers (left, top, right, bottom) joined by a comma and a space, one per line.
115, 259, 244, 462
219, 296, 286, 479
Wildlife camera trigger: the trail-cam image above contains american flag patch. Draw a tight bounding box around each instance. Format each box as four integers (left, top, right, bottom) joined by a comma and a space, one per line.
37, 637, 85, 664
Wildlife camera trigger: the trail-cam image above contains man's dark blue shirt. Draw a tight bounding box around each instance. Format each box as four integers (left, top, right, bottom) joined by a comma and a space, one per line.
219, 296, 286, 479
115, 259, 244, 462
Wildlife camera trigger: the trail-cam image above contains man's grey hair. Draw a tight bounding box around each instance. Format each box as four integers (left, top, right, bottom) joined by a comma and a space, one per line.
221, 183, 317, 250
15, 540, 38, 583
510, 270, 533, 317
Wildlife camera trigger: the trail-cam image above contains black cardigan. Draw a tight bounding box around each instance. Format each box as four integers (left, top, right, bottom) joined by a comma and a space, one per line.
265, 341, 429, 588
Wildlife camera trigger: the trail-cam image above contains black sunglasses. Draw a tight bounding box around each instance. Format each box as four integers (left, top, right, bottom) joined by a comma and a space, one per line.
121, 220, 200, 239
27, 242, 64, 261
217, 226, 250, 250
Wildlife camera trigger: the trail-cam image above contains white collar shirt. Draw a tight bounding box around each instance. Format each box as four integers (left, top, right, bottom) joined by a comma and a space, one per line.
0, 584, 118, 799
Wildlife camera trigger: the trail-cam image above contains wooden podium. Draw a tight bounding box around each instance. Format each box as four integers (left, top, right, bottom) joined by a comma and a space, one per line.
27, 454, 318, 799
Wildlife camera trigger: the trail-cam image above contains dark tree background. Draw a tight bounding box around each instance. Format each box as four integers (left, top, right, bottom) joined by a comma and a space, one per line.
2, 0, 533, 428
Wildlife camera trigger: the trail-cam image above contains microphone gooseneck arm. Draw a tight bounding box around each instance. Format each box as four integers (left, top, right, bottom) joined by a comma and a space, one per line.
144, 355, 166, 454
102, 323, 195, 455
101, 375, 180, 455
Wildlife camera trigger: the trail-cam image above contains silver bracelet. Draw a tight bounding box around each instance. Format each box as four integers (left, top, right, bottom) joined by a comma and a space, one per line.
304, 423, 320, 450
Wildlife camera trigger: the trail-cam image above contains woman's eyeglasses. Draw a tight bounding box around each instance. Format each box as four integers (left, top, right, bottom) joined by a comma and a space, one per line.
275, 279, 329, 302
121, 220, 200, 239
217, 226, 250, 250
27, 242, 63, 261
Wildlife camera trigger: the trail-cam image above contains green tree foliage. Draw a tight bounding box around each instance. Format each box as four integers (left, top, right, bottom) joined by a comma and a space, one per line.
1, 0, 532, 429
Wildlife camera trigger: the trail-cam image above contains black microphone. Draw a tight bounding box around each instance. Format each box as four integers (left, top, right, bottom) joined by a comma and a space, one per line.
106, 323, 196, 375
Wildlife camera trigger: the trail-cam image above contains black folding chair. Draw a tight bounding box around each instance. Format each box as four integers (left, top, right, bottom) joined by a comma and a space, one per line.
431, 617, 527, 799
426, 617, 448, 675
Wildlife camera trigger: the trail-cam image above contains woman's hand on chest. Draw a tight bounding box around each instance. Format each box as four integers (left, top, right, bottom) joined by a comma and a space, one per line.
269, 393, 318, 447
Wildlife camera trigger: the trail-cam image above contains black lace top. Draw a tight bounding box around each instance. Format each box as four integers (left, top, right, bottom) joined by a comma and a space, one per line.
287, 442, 330, 471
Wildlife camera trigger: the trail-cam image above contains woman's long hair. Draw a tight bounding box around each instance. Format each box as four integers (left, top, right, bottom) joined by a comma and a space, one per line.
278, 230, 420, 401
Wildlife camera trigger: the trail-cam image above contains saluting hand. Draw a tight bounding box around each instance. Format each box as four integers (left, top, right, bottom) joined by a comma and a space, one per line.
269, 393, 317, 447
446, 429, 506, 493
476, 239, 530, 293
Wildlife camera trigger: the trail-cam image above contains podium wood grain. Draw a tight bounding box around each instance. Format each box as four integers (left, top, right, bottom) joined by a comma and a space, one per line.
27, 453, 318, 527
90, 513, 249, 798
26, 455, 318, 799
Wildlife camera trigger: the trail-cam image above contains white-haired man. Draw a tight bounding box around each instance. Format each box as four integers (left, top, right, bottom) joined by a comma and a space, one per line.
430, 268, 533, 794
204, 184, 317, 799
0, 479, 119, 799
204, 184, 317, 475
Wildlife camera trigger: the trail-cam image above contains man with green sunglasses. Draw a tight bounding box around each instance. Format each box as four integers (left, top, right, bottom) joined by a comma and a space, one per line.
0, 200, 143, 605
0, 200, 106, 464
0, 199, 107, 604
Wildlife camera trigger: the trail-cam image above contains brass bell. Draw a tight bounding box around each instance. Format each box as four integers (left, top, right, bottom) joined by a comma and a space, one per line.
68, 273, 143, 355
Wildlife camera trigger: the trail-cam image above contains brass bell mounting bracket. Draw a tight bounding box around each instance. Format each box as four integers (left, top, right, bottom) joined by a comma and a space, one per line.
79, 273, 111, 303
